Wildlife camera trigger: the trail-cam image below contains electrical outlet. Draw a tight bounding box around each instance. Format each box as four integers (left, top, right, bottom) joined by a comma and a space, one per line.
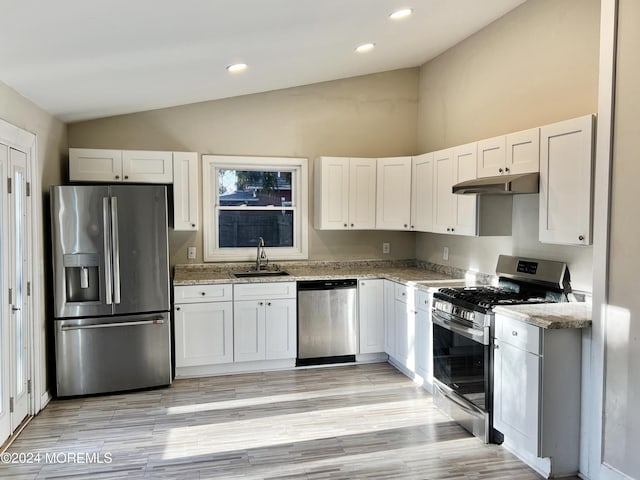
443, 247, 449, 261
382, 242, 390, 254
187, 246, 196, 259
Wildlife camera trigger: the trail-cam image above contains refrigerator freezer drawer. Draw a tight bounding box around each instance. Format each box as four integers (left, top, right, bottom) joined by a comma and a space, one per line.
54, 313, 172, 397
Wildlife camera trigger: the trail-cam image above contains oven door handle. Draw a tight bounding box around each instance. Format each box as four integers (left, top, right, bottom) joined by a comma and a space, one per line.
432, 310, 489, 345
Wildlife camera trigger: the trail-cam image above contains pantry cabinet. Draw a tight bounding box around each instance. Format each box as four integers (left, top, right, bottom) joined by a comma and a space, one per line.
173, 284, 234, 368
410, 153, 435, 231
314, 156, 377, 230
376, 156, 412, 230
539, 114, 594, 245
358, 279, 385, 354
233, 282, 297, 362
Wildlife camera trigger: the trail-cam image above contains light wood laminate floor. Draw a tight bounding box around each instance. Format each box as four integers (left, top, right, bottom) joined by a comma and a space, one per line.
2, 363, 575, 479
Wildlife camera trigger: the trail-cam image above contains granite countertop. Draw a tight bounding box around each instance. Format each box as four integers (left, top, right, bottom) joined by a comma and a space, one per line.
493, 302, 592, 330
173, 260, 486, 291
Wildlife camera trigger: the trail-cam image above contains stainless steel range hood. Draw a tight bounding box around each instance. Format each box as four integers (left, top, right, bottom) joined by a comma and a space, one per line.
452, 172, 539, 195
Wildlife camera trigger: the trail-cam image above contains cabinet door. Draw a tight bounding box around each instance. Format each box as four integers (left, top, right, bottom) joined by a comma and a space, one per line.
452, 143, 478, 236
411, 153, 435, 232
122, 150, 173, 183
493, 338, 541, 454
383, 281, 396, 357
173, 152, 199, 231
477, 136, 506, 178
432, 149, 455, 234
539, 115, 594, 245
394, 298, 416, 372
506, 128, 540, 175
314, 157, 350, 229
348, 158, 377, 229
265, 298, 297, 360
414, 291, 432, 388
69, 148, 123, 182
358, 279, 384, 354
234, 300, 266, 362
174, 302, 233, 367
376, 157, 412, 230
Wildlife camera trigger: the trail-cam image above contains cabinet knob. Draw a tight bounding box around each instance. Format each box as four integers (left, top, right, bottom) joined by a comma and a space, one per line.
498, 168, 503, 173
402, 292, 406, 296
344, 223, 348, 227
176, 307, 181, 311
446, 228, 450, 232
494, 344, 499, 350
201, 292, 206, 296
505, 167, 510, 173
351, 223, 354, 227
578, 235, 585, 241
115, 175, 120, 179
267, 302, 272, 306
411, 225, 414, 229
259, 302, 264, 306
124, 175, 129, 180
451, 228, 455, 232
512, 330, 518, 336
404, 224, 408, 228
191, 223, 196, 228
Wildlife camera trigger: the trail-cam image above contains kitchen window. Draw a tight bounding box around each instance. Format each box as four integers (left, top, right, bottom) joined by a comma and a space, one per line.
202, 155, 308, 262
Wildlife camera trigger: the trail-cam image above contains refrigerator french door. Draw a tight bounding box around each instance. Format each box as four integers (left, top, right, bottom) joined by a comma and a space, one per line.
51, 185, 171, 397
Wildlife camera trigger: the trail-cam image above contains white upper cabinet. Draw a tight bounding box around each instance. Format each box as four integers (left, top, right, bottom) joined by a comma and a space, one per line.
411, 153, 435, 232
122, 150, 173, 183
506, 128, 540, 175
376, 156, 412, 230
172, 151, 199, 231
539, 114, 594, 245
70, 148, 173, 183
432, 148, 455, 234
69, 148, 123, 182
314, 156, 376, 230
452, 142, 478, 236
477, 136, 506, 178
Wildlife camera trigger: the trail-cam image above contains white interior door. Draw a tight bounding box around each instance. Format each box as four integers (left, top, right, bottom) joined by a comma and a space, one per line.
0, 145, 9, 442
8, 147, 30, 432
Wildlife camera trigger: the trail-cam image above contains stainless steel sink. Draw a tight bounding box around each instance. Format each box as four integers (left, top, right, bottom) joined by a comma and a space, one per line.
232, 270, 291, 278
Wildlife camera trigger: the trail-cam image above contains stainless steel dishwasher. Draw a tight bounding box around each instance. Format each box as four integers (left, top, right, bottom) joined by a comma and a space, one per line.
296, 279, 358, 366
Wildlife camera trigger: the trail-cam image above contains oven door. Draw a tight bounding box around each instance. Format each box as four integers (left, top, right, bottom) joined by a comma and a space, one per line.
432, 309, 490, 412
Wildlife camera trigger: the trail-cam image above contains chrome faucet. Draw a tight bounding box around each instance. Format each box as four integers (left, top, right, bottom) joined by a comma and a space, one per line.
256, 237, 267, 271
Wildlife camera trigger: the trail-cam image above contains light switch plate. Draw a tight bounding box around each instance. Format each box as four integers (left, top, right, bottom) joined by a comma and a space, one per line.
187, 246, 196, 259
382, 242, 390, 254
443, 247, 449, 261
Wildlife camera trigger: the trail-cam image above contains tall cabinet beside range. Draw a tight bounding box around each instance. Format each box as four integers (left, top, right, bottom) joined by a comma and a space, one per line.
50, 185, 172, 397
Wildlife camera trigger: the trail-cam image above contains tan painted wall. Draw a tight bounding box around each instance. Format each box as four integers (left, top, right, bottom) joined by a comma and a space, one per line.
68, 69, 419, 267
602, 0, 640, 475
0, 79, 67, 400
415, 0, 600, 291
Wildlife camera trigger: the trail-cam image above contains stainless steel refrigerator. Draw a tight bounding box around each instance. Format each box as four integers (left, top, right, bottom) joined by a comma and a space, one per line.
50, 185, 172, 397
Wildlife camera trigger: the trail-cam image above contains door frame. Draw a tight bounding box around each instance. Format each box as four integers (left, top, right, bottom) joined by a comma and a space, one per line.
0, 118, 44, 438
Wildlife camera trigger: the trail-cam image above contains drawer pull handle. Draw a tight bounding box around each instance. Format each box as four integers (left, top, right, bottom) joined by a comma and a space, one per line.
512, 330, 518, 336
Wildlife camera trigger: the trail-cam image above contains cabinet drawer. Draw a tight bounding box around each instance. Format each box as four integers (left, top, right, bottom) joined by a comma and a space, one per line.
416, 289, 431, 311
395, 283, 413, 302
174, 284, 232, 303
495, 314, 541, 354
234, 282, 296, 300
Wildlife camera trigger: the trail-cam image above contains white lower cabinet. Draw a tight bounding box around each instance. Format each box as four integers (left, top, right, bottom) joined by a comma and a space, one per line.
493, 313, 582, 478
233, 283, 297, 362
383, 280, 396, 357
414, 289, 432, 391
358, 279, 384, 354
174, 284, 234, 367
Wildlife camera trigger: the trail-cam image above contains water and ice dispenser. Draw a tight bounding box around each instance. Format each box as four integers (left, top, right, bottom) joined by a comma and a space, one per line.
63, 253, 100, 303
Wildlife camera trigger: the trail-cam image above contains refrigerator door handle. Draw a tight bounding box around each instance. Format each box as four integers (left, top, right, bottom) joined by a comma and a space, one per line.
111, 196, 121, 304
61, 319, 166, 331
103, 197, 113, 305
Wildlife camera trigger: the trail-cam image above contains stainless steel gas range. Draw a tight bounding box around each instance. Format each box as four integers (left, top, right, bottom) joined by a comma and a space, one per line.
431, 255, 571, 443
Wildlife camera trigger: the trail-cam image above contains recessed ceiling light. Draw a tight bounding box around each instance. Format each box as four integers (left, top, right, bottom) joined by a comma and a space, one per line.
226, 63, 248, 73
355, 43, 375, 53
390, 8, 413, 20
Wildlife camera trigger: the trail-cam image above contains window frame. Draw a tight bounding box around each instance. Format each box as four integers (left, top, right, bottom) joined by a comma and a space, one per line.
202, 155, 308, 262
